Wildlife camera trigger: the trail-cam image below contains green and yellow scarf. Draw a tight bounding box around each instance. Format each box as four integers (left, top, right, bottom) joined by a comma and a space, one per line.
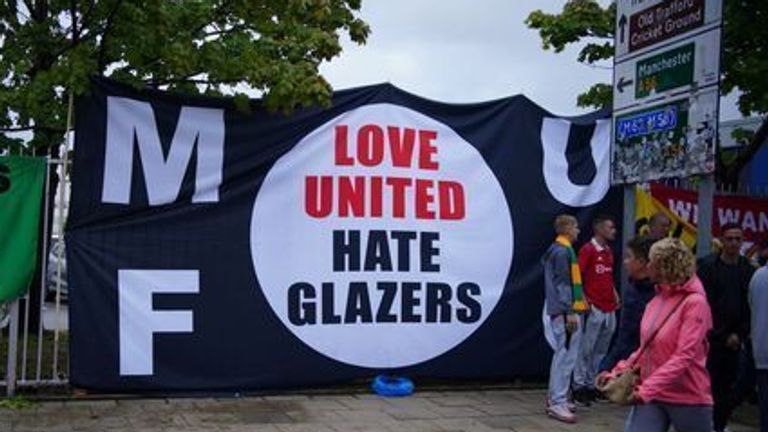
555, 235, 589, 313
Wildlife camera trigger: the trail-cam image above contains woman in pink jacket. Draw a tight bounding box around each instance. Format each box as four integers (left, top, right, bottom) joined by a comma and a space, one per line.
597, 238, 713, 432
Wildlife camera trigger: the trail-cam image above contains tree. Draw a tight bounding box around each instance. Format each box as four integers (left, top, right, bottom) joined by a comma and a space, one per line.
525, 0, 768, 186
0, 0, 370, 152
0, 0, 369, 332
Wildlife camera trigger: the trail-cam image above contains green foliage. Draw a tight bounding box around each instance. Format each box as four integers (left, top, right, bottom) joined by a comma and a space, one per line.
0, 396, 34, 410
525, 0, 615, 109
719, 147, 738, 166
576, 82, 612, 110
730, 127, 755, 146
0, 0, 370, 150
721, 0, 768, 115
525, 0, 614, 54
525, 0, 768, 117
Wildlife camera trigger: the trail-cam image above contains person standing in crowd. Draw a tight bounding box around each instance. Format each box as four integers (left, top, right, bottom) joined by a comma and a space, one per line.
601, 236, 656, 372
755, 237, 768, 267
597, 238, 713, 432
698, 223, 756, 432
573, 215, 619, 406
647, 212, 672, 241
750, 259, 768, 432
542, 214, 589, 423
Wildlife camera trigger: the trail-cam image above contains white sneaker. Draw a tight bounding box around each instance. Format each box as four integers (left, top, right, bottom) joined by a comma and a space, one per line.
545, 399, 577, 412
547, 404, 577, 423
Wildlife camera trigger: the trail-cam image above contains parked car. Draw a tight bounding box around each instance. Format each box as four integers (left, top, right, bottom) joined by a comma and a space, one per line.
46, 238, 68, 301
0, 303, 9, 328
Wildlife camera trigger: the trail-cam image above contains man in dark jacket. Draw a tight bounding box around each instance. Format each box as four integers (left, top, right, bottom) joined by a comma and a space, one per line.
698, 223, 756, 432
601, 236, 656, 372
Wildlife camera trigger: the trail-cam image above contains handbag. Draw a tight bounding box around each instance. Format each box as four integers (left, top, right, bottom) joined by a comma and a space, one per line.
601, 365, 639, 405
600, 293, 689, 405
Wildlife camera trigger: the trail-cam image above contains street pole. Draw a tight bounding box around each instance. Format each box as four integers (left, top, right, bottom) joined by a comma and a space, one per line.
621, 184, 636, 296
6, 299, 19, 396
697, 174, 715, 258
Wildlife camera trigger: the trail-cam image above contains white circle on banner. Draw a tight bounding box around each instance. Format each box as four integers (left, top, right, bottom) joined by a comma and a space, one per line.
250, 103, 513, 368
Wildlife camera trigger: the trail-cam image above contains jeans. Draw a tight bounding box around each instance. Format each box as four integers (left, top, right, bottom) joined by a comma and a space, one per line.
574, 307, 616, 390
547, 314, 582, 406
624, 403, 713, 432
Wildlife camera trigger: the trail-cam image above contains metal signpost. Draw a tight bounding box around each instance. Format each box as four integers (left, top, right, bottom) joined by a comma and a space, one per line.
613, 0, 724, 283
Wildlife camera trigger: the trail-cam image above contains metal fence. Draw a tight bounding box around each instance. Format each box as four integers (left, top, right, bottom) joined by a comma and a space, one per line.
2, 157, 70, 396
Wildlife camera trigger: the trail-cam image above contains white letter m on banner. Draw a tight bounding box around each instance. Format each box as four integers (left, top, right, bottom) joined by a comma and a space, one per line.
102, 96, 224, 205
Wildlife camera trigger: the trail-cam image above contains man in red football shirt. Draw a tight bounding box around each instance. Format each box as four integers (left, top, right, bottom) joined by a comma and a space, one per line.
573, 214, 619, 405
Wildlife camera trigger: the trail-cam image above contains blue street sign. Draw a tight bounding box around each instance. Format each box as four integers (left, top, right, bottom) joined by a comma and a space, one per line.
616, 105, 678, 141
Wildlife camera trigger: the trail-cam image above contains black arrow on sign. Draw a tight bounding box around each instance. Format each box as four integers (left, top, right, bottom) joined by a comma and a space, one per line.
618, 14, 627, 44
617, 76, 634, 93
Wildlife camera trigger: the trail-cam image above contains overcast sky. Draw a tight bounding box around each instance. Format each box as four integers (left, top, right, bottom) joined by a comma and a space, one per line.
320, 0, 741, 120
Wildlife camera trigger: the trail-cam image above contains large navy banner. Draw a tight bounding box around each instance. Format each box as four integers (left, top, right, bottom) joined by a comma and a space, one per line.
68, 78, 621, 391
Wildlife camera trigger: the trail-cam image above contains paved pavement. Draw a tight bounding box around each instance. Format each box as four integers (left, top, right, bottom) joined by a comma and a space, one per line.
2, 389, 760, 432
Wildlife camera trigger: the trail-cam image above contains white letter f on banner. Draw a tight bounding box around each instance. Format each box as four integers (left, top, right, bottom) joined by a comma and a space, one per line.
118, 270, 199, 376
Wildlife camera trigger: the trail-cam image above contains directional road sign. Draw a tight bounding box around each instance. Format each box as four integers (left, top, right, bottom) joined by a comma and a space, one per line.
611, 0, 722, 184
613, 28, 720, 112
615, 0, 723, 61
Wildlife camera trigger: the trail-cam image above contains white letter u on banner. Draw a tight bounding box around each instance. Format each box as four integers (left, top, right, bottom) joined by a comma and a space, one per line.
541, 118, 610, 207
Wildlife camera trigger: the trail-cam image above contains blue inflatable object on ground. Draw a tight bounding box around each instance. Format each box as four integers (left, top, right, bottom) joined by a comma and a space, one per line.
371, 375, 415, 397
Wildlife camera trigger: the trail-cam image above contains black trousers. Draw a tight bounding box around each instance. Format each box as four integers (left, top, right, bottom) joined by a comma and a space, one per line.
708, 346, 741, 431
758, 369, 768, 432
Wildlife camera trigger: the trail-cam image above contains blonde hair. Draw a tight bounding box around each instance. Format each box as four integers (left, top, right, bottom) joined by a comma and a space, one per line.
554, 214, 578, 235
649, 238, 696, 284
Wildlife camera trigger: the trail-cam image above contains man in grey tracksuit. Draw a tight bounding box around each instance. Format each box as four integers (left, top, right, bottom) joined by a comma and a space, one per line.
749, 262, 768, 432
542, 214, 582, 423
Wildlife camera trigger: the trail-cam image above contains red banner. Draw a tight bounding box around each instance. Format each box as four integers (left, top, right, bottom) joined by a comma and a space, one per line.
650, 183, 768, 245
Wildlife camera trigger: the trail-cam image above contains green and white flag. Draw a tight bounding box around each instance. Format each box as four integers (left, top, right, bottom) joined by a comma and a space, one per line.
0, 156, 46, 303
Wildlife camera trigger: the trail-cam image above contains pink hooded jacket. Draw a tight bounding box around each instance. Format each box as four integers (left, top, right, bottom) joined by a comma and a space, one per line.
608, 275, 713, 405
